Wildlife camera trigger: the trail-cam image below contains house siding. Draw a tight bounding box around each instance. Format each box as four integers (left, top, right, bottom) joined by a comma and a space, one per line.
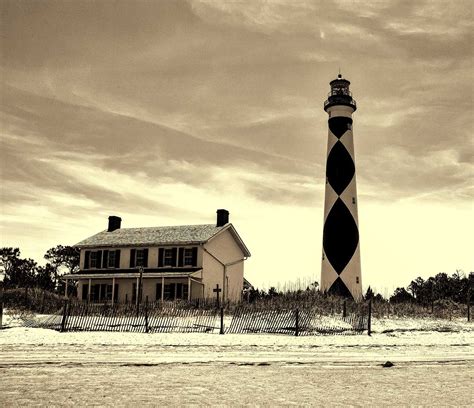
202, 229, 246, 302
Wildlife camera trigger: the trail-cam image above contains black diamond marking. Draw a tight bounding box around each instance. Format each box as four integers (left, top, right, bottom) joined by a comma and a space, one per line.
328, 117, 352, 139
326, 141, 355, 195
323, 198, 359, 274
327, 277, 352, 299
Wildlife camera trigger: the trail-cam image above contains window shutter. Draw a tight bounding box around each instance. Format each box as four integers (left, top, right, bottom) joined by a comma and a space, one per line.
114, 284, 119, 302
158, 248, 164, 267
96, 250, 103, 269
103, 250, 109, 268
130, 249, 136, 268
143, 248, 149, 267
82, 284, 89, 300
191, 247, 198, 266
115, 250, 121, 268
171, 247, 178, 266
178, 248, 184, 267
84, 251, 90, 269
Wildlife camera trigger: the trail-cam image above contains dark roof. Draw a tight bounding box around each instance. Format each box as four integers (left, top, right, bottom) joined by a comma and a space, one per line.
75, 224, 225, 248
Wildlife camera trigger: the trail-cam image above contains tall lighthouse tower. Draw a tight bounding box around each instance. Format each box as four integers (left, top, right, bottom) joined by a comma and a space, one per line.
321, 74, 362, 300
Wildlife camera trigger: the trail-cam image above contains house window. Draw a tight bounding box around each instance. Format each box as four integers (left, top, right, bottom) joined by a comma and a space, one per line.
177, 283, 188, 300
136, 249, 145, 267
129, 248, 148, 268
90, 252, 98, 268
164, 249, 174, 266
164, 284, 174, 300
91, 284, 118, 302
160, 283, 188, 301
108, 251, 116, 268
184, 248, 194, 266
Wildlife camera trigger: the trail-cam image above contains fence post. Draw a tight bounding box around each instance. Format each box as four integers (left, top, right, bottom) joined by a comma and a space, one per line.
40, 290, 46, 314
295, 308, 299, 337
0, 281, 3, 329
220, 307, 224, 334
145, 296, 149, 333
468, 288, 471, 322
367, 299, 372, 336
60, 299, 68, 332
343, 300, 347, 318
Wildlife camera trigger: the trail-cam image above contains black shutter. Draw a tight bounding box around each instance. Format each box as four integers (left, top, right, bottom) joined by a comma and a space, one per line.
115, 250, 121, 268
96, 250, 103, 269
171, 247, 178, 267
84, 251, 90, 269
156, 283, 162, 301
143, 248, 149, 267
114, 284, 119, 302
103, 250, 109, 268
178, 248, 184, 267
158, 248, 164, 267
130, 249, 136, 268
191, 247, 198, 266
82, 284, 89, 300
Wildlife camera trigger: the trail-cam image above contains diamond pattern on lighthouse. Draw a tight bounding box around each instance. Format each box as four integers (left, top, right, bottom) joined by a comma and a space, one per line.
326, 141, 355, 195
329, 117, 352, 138
323, 197, 359, 274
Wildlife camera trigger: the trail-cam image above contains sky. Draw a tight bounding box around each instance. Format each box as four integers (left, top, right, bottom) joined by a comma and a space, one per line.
1, 0, 473, 295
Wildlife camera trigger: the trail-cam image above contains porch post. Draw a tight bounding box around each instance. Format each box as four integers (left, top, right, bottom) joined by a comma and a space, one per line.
188, 277, 191, 301
161, 276, 164, 301
112, 277, 116, 305
88, 278, 91, 303
64, 279, 68, 298
135, 277, 140, 306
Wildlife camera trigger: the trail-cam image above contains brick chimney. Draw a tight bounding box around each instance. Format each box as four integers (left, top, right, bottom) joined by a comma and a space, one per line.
216, 209, 229, 227
108, 216, 122, 232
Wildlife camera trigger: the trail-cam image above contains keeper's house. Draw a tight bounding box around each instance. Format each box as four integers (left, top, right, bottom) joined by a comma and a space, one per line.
63, 209, 250, 303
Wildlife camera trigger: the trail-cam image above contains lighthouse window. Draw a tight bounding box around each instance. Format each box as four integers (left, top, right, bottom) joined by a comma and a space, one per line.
356, 277, 359, 284
352, 197, 356, 204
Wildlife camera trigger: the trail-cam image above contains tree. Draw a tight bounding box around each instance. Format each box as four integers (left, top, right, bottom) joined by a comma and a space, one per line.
364, 286, 374, 300
35, 263, 56, 291
8, 258, 37, 288
267, 287, 279, 298
408, 277, 425, 300
390, 287, 414, 303
44, 245, 80, 285
0, 247, 21, 285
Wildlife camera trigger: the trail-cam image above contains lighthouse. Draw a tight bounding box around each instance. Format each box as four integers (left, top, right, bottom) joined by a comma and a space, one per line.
320, 74, 362, 300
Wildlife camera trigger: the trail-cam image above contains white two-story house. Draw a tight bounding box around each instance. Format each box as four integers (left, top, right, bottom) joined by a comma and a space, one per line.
63, 209, 251, 303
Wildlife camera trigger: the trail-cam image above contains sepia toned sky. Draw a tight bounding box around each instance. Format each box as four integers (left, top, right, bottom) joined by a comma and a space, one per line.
1, 0, 472, 294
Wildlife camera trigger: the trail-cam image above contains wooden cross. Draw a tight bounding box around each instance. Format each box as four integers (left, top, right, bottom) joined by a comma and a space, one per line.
213, 284, 222, 308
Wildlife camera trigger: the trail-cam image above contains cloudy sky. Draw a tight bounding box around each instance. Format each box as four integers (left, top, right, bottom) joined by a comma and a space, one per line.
1, 0, 472, 294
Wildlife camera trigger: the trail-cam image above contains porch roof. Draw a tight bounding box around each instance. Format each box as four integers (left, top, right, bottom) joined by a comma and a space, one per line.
63, 269, 202, 280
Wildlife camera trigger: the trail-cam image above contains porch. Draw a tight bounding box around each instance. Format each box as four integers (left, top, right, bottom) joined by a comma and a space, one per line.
62, 271, 204, 304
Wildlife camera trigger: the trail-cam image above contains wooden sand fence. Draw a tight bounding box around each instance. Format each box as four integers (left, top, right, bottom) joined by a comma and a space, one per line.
27, 300, 218, 333
25, 299, 371, 335
226, 308, 369, 335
